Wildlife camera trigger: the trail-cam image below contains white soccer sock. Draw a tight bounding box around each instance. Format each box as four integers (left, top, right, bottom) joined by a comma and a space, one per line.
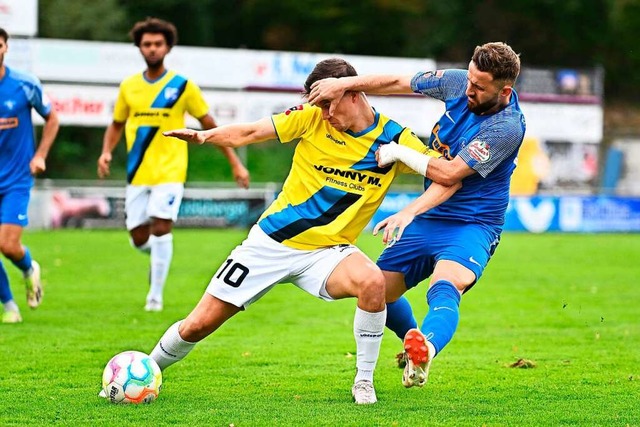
3, 300, 20, 313
130, 238, 151, 254
148, 233, 173, 302
353, 306, 386, 384
149, 321, 196, 370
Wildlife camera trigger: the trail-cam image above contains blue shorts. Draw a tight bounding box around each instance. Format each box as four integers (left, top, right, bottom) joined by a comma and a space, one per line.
0, 189, 30, 227
376, 217, 500, 290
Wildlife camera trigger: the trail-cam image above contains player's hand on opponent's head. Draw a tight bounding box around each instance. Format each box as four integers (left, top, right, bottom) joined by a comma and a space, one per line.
30, 155, 46, 175
375, 141, 400, 168
97, 152, 112, 178
373, 210, 416, 245
308, 78, 345, 116
163, 128, 207, 145
232, 163, 251, 189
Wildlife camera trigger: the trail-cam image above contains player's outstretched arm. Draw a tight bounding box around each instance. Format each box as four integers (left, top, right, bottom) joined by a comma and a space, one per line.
373, 181, 461, 244
377, 142, 475, 187
198, 114, 251, 189
309, 74, 414, 115
164, 117, 276, 148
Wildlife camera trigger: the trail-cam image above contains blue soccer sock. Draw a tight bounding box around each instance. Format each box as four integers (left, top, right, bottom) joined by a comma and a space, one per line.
420, 280, 461, 356
386, 296, 418, 340
0, 260, 14, 304
11, 247, 33, 275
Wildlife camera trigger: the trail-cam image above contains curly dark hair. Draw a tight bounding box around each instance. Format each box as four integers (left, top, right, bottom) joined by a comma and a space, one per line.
129, 17, 178, 48
472, 42, 521, 85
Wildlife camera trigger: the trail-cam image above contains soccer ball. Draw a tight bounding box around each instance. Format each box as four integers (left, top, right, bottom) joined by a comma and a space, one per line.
101, 351, 162, 404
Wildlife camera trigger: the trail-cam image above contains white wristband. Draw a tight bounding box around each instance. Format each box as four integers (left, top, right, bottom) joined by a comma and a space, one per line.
392, 143, 431, 176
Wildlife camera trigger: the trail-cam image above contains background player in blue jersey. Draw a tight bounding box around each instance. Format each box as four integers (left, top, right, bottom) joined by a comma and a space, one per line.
309, 42, 526, 387
0, 28, 60, 323
128, 58, 460, 405
97, 18, 250, 312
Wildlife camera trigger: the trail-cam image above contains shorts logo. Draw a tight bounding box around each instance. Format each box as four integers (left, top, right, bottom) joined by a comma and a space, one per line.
467, 140, 491, 163
18, 214, 27, 220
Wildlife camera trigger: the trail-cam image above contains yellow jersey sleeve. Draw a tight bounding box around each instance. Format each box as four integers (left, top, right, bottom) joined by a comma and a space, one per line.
184, 80, 210, 120
112, 83, 129, 123
272, 104, 317, 144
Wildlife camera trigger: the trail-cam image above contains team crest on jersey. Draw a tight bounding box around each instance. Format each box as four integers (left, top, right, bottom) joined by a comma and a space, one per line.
164, 87, 179, 102
285, 104, 304, 115
467, 140, 491, 163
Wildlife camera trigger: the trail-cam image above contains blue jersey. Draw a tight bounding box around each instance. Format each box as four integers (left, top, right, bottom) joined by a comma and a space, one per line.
0, 66, 52, 193
411, 69, 526, 230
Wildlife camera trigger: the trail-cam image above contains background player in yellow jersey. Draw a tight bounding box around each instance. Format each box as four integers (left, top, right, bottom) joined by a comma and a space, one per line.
97, 18, 250, 312
143, 58, 460, 404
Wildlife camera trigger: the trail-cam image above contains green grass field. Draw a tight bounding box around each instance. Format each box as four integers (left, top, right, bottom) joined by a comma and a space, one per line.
1, 229, 638, 426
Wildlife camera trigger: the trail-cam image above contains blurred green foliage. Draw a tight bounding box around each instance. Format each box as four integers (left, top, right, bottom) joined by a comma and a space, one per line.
37, 0, 639, 102
34, 0, 637, 182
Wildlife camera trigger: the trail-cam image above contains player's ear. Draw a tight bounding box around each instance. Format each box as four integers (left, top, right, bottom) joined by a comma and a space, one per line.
500, 85, 513, 98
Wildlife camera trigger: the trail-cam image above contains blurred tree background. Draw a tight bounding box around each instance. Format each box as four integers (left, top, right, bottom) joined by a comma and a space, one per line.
35, 0, 640, 182
38, 0, 639, 103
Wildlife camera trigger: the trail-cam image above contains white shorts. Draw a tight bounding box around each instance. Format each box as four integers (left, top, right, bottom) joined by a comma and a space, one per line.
206, 225, 361, 309
125, 183, 184, 230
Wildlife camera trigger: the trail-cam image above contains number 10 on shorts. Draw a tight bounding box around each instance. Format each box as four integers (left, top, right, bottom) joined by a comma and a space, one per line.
215, 259, 249, 288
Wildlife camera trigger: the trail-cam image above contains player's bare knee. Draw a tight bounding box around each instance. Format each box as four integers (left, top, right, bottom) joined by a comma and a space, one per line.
357, 270, 386, 310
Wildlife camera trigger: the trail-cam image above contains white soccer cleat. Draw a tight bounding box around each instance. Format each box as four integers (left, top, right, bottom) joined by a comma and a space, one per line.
25, 260, 43, 309
351, 380, 377, 404
2, 309, 22, 324
144, 298, 163, 312
401, 328, 432, 388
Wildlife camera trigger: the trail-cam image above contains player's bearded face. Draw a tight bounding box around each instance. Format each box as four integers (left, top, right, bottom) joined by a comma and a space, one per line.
466, 62, 503, 115
139, 33, 170, 69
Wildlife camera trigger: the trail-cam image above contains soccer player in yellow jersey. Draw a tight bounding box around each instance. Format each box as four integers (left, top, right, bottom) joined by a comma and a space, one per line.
146, 58, 461, 404
96, 18, 249, 312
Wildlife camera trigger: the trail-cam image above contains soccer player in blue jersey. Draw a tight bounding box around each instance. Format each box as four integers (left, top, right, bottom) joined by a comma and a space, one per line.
140, 58, 460, 405
308, 42, 526, 388
0, 28, 60, 323
97, 18, 250, 312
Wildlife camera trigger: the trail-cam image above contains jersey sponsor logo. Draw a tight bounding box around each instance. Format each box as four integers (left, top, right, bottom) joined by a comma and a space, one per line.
430, 123, 453, 160
0, 117, 18, 130
313, 164, 381, 187
326, 133, 346, 146
284, 104, 304, 115
467, 140, 491, 163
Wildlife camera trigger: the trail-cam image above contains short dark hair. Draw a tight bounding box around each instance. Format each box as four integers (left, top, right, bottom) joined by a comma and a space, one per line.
0, 27, 8, 43
129, 17, 178, 48
303, 58, 358, 95
472, 42, 520, 86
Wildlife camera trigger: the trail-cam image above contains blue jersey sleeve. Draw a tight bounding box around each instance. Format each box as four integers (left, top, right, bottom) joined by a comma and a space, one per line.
458, 108, 526, 178
410, 69, 468, 102
13, 68, 52, 118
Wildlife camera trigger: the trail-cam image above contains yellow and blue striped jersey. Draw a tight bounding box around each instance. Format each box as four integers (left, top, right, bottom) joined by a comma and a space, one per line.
113, 70, 210, 185
259, 103, 439, 250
